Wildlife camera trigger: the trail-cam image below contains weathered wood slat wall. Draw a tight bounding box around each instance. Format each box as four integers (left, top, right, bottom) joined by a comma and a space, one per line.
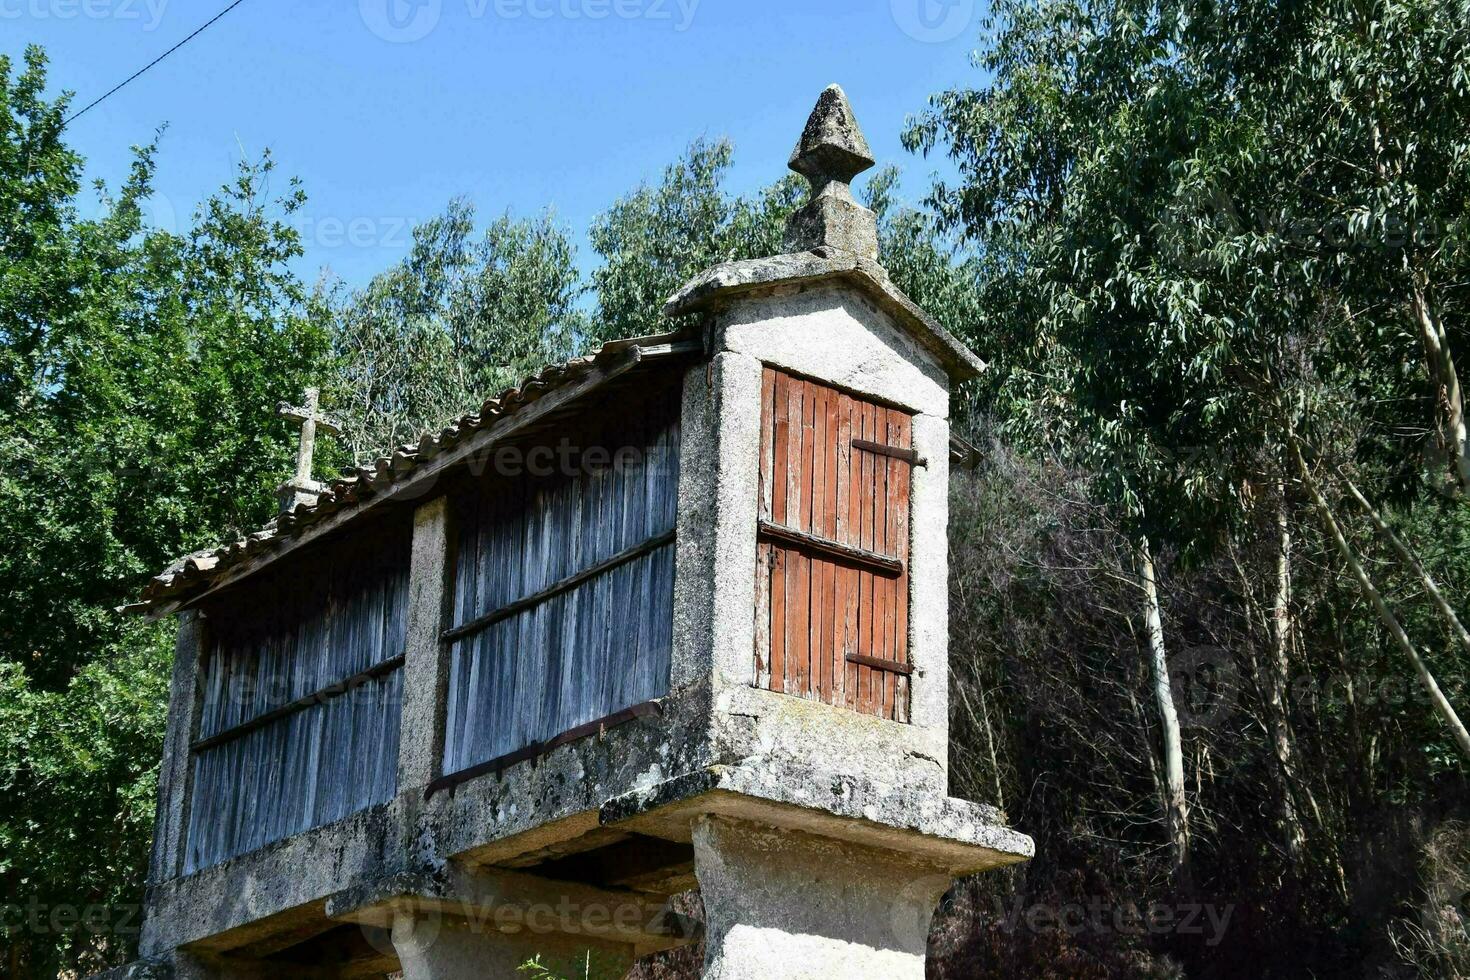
755, 368, 913, 721
185, 527, 410, 872
442, 384, 681, 776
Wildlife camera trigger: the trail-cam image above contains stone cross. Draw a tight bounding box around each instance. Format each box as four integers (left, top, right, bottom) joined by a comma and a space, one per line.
277, 387, 341, 514
782, 83, 879, 259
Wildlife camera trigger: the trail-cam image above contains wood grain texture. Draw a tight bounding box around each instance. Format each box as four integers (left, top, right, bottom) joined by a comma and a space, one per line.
770, 371, 790, 694
187, 524, 411, 873
753, 370, 915, 721
441, 382, 682, 776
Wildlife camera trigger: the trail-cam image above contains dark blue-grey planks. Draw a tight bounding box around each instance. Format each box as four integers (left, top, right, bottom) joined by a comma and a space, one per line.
443, 385, 682, 775
185, 526, 410, 873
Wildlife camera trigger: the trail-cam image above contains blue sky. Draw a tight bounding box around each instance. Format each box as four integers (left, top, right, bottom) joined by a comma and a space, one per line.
8, 0, 986, 288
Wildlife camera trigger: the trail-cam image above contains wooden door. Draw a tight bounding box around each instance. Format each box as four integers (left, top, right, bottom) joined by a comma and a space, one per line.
754, 367, 914, 722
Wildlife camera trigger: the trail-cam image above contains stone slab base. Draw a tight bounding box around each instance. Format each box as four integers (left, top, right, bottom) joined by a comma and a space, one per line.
693, 816, 956, 979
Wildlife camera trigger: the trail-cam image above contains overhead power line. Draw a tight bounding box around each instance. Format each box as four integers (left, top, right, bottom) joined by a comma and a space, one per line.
63, 0, 252, 127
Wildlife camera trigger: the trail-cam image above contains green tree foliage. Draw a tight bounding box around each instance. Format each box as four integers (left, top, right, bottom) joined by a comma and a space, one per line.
905, 0, 1470, 971
328, 200, 584, 459
585, 138, 974, 354
587, 137, 804, 344
0, 48, 331, 976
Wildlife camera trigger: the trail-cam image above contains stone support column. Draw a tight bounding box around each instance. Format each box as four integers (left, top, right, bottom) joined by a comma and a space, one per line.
145, 611, 204, 888
397, 495, 455, 791
692, 816, 955, 980
390, 912, 634, 980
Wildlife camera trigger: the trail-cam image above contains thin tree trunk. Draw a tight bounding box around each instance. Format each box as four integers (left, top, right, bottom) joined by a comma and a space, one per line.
1292, 441, 1470, 761
975, 679, 1006, 812
1230, 531, 1311, 865
1137, 535, 1191, 881
1411, 278, 1470, 497
1268, 492, 1308, 863
1336, 465, 1470, 658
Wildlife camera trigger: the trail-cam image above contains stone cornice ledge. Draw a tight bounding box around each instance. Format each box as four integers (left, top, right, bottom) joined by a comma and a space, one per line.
600, 760, 1034, 875
663, 248, 987, 382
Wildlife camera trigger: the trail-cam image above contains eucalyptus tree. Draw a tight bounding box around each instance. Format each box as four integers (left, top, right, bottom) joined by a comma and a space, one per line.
905, 0, 1470, 888
587, 137, 804, 344
904, 0, 1262, 882
328, 201, 584, 460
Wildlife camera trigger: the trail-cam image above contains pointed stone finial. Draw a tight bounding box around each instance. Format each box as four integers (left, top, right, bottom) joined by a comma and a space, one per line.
276, 387, 341, 514
788, 84, 876, 186
783, 84, 879, 259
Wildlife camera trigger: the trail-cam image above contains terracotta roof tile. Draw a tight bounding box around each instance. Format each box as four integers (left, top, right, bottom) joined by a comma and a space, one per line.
130, 331, 698, 616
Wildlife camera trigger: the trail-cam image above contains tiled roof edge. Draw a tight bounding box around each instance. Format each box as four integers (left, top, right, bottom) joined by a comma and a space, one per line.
129, 330, 702, 618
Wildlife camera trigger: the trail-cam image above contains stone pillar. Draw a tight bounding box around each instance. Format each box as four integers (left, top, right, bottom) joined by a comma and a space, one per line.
692, 817, 955, 980
390, 912, 634, 980
397, 495, 455, 790
146, 610, 204, 887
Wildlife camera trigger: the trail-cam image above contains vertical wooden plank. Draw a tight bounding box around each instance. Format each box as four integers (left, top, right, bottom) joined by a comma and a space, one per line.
873, 406, 893, 718
820, 389, 840, 707
895, 410, 913, 721
841, 392, 861, 711
857, 400, 876, 716
791, 379, 814, 697
769, 372, 790, 693
832, 392, 851, 709
807, 384, 826, 703
821, 389, 839, 704
755, 369, 776, 690
782, 376, 804, 695
878, 409, 897, 720
759, 367, 776, 523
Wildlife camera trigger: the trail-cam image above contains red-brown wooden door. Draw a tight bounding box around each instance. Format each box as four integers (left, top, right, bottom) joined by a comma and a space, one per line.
754, 367, 914, 722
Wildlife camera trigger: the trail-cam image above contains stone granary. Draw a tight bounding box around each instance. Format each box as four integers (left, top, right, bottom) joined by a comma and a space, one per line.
111, 85, 1033, 980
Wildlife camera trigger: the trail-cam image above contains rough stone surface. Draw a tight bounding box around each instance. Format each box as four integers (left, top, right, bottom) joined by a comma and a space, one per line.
693, 816, 955, 979
695, 353, 764, 696
787, 84, 875, 185
397, 497, 454, 788
602, 760, 1033, 871
783, 84, 880, 260
716, 282, 952, 418
146, 611, 203, 887
326, 863, 688, 954
783, 185, 880, 260
392, 913, 632, 980
665, 249, 985, 381
908, 410, 953, 735
713, 686, 946, 799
